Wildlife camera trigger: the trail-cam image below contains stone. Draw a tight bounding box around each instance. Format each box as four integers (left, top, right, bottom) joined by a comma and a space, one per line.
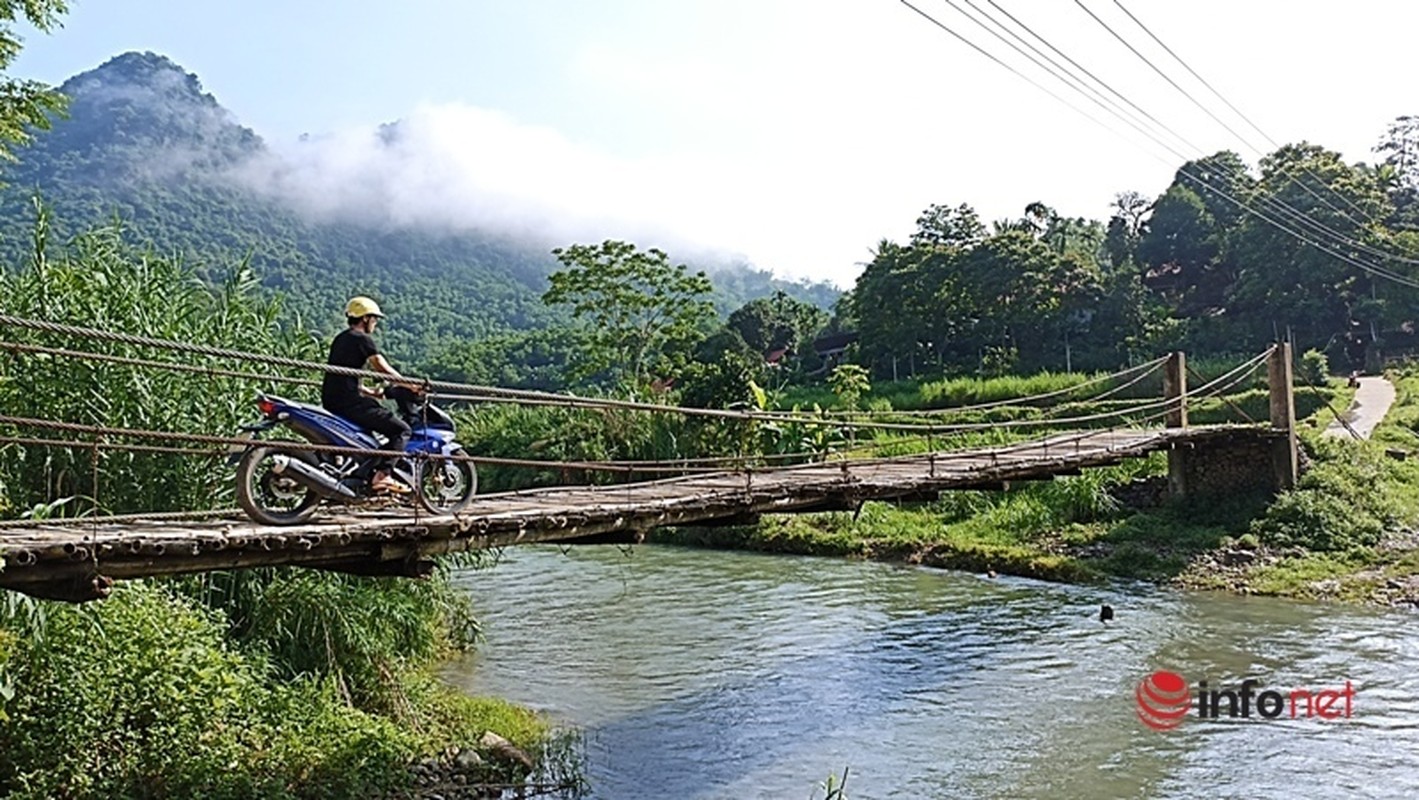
480, 730, 535, 769
453, 748, 484, 770
1222, 549, 1256, 566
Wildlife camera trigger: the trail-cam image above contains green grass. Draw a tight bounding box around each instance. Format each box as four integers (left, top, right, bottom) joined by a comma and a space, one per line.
664, 367, 1419, 604
659, 454, 1246, 585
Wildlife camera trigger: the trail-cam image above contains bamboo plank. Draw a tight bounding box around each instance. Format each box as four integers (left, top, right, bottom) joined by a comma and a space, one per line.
0, 425, 1280, 600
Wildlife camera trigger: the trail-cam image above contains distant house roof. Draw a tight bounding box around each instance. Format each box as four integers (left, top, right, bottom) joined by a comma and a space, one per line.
813, 331, 858, 356
765, 347, 789, 365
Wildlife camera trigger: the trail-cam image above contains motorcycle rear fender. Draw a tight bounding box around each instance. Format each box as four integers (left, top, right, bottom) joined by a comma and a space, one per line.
227, 418, 279, 465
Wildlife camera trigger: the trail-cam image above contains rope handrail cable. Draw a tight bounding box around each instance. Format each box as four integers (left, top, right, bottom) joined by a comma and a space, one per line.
0, 340, 321, 387
0, 415, 730, 474
0, 351, 1266, 478
1185, 362, 1257, 424
0, 312, 1160, 433
816, 353, 1168, 417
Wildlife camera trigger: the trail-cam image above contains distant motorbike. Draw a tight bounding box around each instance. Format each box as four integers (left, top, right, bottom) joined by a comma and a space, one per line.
231, 386, 477, 525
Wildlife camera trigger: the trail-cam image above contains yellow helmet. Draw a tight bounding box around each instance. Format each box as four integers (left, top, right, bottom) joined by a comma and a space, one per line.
344, 296, 385, 318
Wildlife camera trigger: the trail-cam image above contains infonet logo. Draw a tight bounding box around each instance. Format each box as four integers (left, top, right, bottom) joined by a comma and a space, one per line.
1136, 670, 1356, 730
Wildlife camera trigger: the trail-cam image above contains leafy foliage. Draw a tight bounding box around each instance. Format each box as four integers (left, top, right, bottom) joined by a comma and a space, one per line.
0, 583, 419, 799
544, 240, 715, 387
0, 209, 321, 516
828, 364, 870, 410
0, 0, 67, 169
1252, 438, 1411, 551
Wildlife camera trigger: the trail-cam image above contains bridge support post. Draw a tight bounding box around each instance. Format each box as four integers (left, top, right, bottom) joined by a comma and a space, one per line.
1165, 351, 1190, 497
1268, 342, 1298, 491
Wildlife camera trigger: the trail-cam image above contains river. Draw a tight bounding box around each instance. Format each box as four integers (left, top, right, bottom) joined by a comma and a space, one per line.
445, 545, 1419, 799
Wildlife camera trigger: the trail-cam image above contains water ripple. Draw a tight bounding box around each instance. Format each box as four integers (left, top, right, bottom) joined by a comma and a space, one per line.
446, 545, 1419, 800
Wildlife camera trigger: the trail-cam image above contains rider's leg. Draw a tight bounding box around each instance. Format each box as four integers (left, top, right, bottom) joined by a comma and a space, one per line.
339, 400, 412, 490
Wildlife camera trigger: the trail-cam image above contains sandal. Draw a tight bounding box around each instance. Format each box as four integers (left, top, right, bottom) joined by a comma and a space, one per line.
371, 474, 412, 495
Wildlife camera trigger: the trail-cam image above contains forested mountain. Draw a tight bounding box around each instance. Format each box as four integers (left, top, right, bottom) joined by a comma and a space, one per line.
0, 52, 837, 360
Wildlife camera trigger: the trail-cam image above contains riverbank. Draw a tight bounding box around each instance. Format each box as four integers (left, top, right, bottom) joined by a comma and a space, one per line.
656, 370, 1419, 608
0, 569, 582, 799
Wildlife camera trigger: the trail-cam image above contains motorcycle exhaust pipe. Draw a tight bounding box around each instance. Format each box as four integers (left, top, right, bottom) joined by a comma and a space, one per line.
270, 454, 359, 501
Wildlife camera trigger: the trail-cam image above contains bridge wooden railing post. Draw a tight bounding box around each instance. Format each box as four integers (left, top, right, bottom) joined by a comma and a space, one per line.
1163, 351, 1187, 428
1165, 351, 1189, 497
1267, 341, 1299, 491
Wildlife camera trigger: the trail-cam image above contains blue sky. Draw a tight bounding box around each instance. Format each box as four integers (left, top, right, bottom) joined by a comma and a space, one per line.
12, 1, 1418, 287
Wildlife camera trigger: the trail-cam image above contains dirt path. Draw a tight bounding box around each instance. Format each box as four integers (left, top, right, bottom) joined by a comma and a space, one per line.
1323, 376, 1397, 440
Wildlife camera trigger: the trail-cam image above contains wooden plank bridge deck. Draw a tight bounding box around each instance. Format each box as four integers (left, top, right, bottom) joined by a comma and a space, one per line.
0, 425, 1278, 601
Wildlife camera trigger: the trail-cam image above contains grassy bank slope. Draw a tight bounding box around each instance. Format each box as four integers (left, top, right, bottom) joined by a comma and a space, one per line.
659, 370, 1419, 607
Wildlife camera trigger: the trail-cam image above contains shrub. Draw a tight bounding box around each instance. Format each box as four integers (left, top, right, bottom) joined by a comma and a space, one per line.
1251, 443, 1404, 551
1298, 348, 1329, 386
0, 584, 418, 799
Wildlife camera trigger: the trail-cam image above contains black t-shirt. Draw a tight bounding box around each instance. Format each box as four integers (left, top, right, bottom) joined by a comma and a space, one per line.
322, 328, 380, 410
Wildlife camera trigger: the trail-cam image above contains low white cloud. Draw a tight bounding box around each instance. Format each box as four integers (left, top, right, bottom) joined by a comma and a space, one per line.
229, 102, 882, 284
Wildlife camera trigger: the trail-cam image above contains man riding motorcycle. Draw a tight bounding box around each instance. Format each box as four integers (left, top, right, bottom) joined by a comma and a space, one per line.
322, 296, 423, 494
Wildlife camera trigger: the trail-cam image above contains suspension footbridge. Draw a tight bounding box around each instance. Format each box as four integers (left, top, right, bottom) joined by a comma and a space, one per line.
0, 314, 1303, 602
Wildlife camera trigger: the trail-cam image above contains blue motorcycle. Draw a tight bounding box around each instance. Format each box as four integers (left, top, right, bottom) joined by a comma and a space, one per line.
232, 386, 477, 525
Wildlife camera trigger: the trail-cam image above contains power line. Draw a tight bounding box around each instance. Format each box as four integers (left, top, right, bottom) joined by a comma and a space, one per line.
1091, 0, 1417, 264
899, 0, 1419, 289
937, 0, 1183, 158
1109, 0, 1380, 226
979, 0, 1190, 156
972, 0, 1419, 273
1070, 0, 1257, 152
896, 0, 1125, 146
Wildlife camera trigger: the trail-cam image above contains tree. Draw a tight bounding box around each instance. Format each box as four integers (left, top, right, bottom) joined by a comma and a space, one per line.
0, 0, 67, 170
853, 204, 988, 378
828, 363, 870, 410
1227, 143, 1395, 349
910, 202, 986, 249
543, 240, 714, 387
1375, 115, 1419, 190
1374, 115, 1419, 230
1103, 191, 1149, 270
1136, 183, 1224, 312
726, 290, 828, 357
1175, 151, 1254, 231
957, 228, 1101, 371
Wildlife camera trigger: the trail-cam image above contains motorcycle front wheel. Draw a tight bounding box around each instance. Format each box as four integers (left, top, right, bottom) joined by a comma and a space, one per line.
236, 445, 323, 526
414, 448, 478, 515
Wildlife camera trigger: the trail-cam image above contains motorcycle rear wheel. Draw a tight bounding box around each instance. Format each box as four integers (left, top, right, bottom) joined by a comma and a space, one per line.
414, 448, 478, 515
236, 445, 323, 526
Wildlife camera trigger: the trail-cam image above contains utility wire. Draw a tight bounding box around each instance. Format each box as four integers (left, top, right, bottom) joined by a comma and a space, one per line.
897, 0, 1127, 147
901, 0, 1419, 289
1070, 0, 1255, 151
939, 0, 1183, 158
1084, 0, 1418, 265
983, 0, 1182, 150
1110, 0, 1386, 231
984, 0, 1419, 275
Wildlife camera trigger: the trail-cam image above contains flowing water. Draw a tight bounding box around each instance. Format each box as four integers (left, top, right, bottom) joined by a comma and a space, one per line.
445, 545, 1419, 799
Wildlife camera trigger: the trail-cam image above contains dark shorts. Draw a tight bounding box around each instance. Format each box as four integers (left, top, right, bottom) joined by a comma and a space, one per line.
328, 397, 411, 452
